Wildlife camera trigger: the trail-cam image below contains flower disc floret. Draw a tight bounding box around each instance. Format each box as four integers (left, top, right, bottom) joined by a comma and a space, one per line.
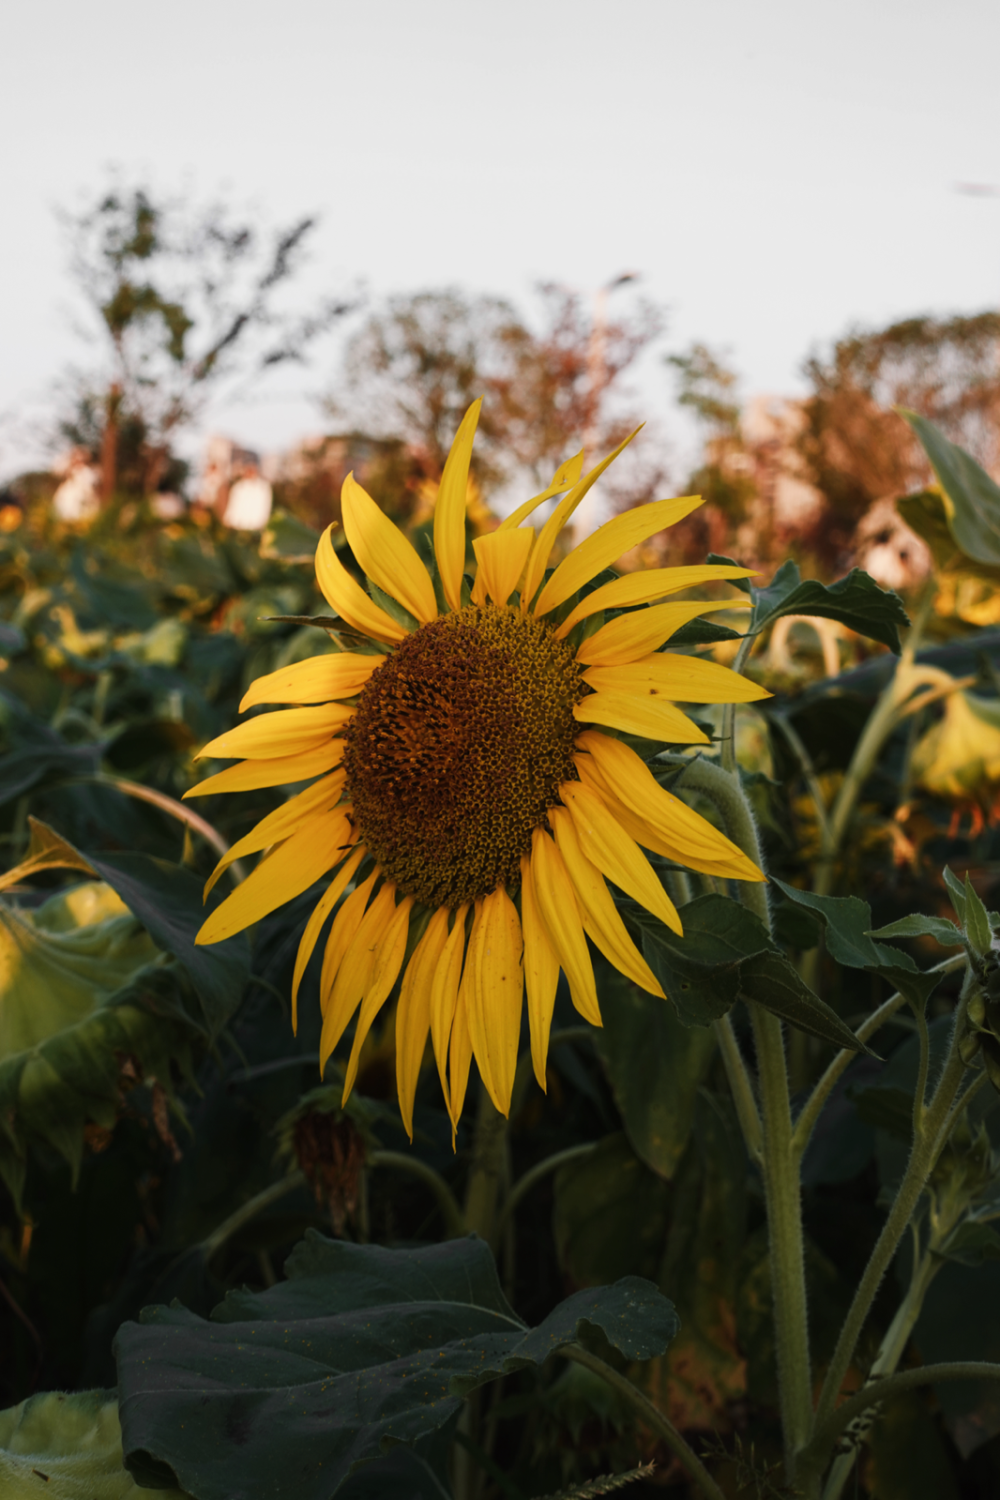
343, 603, 584, 908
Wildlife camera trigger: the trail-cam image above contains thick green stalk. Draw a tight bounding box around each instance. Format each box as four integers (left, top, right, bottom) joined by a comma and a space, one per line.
751, 1005, 815, 1476
810, 1009, 969, 1449
713, 1014, 763, 1165
463, 1088, 508, 1248
680, 754, 811, 1479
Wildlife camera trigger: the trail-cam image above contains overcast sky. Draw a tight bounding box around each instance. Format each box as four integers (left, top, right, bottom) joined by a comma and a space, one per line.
3, 0, 999, 480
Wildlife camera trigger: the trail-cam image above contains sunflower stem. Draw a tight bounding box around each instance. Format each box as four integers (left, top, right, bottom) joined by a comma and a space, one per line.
678, 754, 813, 1484
464, 1087, 508, 1249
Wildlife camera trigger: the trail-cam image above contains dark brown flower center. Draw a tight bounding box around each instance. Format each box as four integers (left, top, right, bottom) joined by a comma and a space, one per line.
343, 603, 584, 907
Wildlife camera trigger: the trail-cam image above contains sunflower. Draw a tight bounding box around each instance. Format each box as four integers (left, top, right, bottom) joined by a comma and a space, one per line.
189, 403, 767, 1137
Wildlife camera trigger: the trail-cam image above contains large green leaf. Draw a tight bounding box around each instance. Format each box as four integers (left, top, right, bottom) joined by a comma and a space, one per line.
0, 1388, 191, 1499
0, 823, 250, 1208
115, 1233, 679, 1500
553, 1134, 673, 1287
633, 893, 864, 1050
749, 560, 909, 651
902, 410, 1000, 568
594, 959, 715, 1179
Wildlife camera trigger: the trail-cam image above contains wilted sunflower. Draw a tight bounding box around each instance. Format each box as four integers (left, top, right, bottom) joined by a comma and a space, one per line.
190, 403, 767, 1136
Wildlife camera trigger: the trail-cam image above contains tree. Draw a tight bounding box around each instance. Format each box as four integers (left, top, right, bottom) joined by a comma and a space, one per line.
62, 180, 353, 499
327, 284, 666, 509
798, 311, 1000, 520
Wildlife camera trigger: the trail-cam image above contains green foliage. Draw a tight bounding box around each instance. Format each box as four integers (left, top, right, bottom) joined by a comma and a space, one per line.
0, 1389, 192, 1499
114, 1235, 678, 1500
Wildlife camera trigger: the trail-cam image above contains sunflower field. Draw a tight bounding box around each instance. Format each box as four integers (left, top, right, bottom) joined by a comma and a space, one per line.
5, 406, 1000, 1500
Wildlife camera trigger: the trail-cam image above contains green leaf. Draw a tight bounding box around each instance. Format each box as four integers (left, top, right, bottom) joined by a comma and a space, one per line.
704, 554, 753, 593
594, 958, 716, 1179
850, 1084, 915, 1140
634, 894, 762, 1026
258, 508, 321, 564
901, 409, 1000, 568
750, 560, 909, 652
737, 950, 866, 1052
963, 873, 993, 959
943, 866, 968, 924
553, 1134, 673, 1288
116, 1234, 678, 1500
0, 1388, 192, 1498
868, 914, 965, 948
86, 851, 250, 1036
937, 1221, 1000, 1268
867, 1390, 961, 1500
770, 878, 913, 971
668, 618, 743, 647
634, 893, 866, 1050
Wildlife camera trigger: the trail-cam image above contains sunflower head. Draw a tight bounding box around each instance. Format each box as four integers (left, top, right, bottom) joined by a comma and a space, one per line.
189, 401, 768, 1138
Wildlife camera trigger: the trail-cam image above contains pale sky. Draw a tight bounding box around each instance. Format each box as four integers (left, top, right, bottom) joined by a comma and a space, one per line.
3, 0, 999, 481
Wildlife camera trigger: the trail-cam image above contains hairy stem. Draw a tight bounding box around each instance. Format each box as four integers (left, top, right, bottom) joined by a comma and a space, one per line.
713, 1014, 763, 1165
804, 1362, 1000, 1474
463, 1089, 508, 1248
791, 953, 966, 1162
720, 632, 757, 775
563, 1345, 727, 1500
820, 1247, 942, 1500
811, 1004, 969, 1448
751, 1005, 814, 1477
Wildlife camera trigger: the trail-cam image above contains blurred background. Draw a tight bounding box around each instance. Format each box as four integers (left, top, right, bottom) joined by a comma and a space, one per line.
3, 0, 1000, 578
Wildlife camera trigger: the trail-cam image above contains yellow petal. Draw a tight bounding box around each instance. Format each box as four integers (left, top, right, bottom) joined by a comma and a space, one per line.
466, 887, 523, 1116
555, 567, 756, 637
320, 880, 397, 1068
534, 496, 704, 618
319, 871, 379, 1019
315, 524, 409, 643
576, 600, 750, 666
448, 992, 474, 1141
290, 845, 365, 1031
576, 730, 765, 882
529, 828, 601, 1025
203, 774, 348, 898
239, 653, 380, 711
521, 429, 641, 609
196, 812, 356, 945
498, 451, 584, 532
550, 807, 664, 996
434, 400, 482, 611
184, 741, 344, 798
583, 654, 771, 704
343, 895, 414, 1102
456, 901, 492, 1100
471, 528, 535, 608
342, 473, 437, 624
560, 780, 681, 934
520, 852, 559, 1090
430, 905, 469, 1108
195, 704, 353, 762
573, 692, 710, 744
396, 908, 450, 1139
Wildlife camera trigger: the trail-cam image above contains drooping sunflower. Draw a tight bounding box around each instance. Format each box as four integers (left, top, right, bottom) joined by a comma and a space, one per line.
190, 403, 767, 1136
